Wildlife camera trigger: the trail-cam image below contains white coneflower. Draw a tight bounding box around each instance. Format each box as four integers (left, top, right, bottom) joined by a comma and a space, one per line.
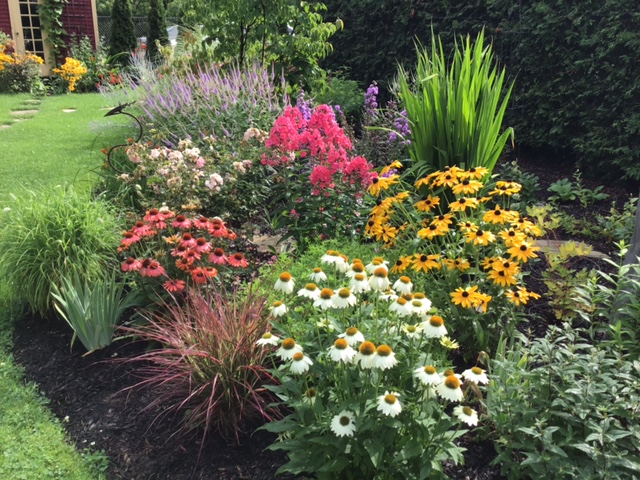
421, 315, 448, 338
365, 257, 389, 274
410, 299, 430, 316
309, 267, 328, 283
297, 282, 320, 300
333, 288, 357, 309
462, 366, 489, 385
330, 411, 356, 437
321, 250, 344, 268
369, 267, 390, 291
316, 318, 336, 332
270, 301, 287, 317
276, 338, 303, 361
436, 374, 464, 402
376, 391, 402, 417
350, 273, 371, 294
327, 338, 356, 363
274, 272, 295, 294
346, 262, 367, 279
411, 293, 432, 314
401, 323, 423, 338
302, 388, 317, 405
355, 341, 377, 369
379, 289, 398, 301
314, 288, 335, 310
414, 365, 441, 386
339, 326, 365, 346
256, 332, 280, 347
375, 344, 397, 370
290, 352, 313, 374
389, 297, 413, 317
453, 405, 479, 426
335, 256, 350, 273
392, 276, 413, 294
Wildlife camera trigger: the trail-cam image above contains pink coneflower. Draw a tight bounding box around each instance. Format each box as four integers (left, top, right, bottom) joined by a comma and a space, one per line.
175, 257, 193, 271
193, 216, 210, 230
172, 214, 192, 229
120, 231, 141, 248
203, 266, 218, 278
191, 267, 208, 284
208, 222, 228, 238
179, 232, 197, 248
208, 248, 228, 265
183, 249, 202, 263
170, 244, 189, 257
228, 252, 248, 268
194, 237, 212, 253
143, 208, 165, 224
163, 279, 185, 292
132, 221, 155, 237
227, 231, 237, 241
140, 259, 165, 277
121, 257, 141, 272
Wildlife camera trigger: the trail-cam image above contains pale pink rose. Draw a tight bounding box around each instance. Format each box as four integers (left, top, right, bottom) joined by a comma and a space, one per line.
196, 157, 205, 168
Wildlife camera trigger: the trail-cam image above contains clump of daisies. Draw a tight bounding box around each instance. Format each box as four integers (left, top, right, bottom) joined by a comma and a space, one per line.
259, 251, 488, 479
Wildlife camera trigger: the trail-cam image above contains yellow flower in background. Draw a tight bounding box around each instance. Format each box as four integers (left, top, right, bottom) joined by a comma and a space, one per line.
498, 228, 526, 247
364, 216, 384, 237
475, 293, 493, 313
465, 228, 496, 246
489, 181, 522, 196
452, 178, 484, 195
460, 166, 490, 180
512, 217, 543, 236
488, 269, 518, 287
433, 170, 460, 188
414, 195, 441, 213
374, 224, 398, 244
480, 256, 499, 270
418, 223, 449, 240
390, 255, 413, 274
411, 253, 442, 272
450, 285, 482, 309
370, 198, 394, 217
380, 160, 403, 176
53, 57, 87, 92
458, 221, 479, 233
368, 174, 399, 196
449, 197, 479, 212
390, 191, 410, 204
431, 213, 454, 229
508, 241, 540, 263
493, 258, 520, 277
483, 205, 514, 224
506, 286, 541, 306
442, 258, 471, 272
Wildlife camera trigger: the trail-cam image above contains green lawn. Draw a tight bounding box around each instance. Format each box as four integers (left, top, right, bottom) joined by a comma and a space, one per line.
0, 93, 131, 206
0, 93, 131, 479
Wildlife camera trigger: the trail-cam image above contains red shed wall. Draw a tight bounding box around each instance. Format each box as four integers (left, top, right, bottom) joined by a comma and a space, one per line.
0, 0, 11, 37
61, 0, 98, 51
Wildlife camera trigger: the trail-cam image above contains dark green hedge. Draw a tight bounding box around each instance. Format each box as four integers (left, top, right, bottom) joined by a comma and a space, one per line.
322, 0, 640, 182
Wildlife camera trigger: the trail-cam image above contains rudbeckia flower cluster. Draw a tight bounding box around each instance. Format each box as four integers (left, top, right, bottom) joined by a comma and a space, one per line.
118, 208, 248, 293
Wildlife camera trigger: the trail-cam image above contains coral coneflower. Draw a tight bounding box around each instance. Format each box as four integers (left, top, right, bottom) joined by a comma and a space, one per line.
163, 279, 185, 293
228, 252, 248, 268
208, 248, 227, 265
121, 257, 142, 272
171, 214, 192, 229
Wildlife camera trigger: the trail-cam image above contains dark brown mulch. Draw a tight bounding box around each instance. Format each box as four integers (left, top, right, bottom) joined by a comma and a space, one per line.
10, 152, 635, 480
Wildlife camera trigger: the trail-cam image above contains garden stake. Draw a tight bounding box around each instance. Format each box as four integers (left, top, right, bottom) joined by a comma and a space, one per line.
104, 101, 143, 174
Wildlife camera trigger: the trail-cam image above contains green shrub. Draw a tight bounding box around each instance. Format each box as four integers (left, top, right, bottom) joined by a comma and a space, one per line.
67, 35, 122, 93
0, 38, 45, 94
0, 186, 121, 317
146, 0, 169, 63
109, 0, 137, 65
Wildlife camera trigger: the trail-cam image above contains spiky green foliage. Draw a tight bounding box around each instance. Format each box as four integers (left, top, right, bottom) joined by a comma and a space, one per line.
146, 0, 169, 63
0, 186, 121, 317
109, 0, 136, 64
398, 30, 514, 179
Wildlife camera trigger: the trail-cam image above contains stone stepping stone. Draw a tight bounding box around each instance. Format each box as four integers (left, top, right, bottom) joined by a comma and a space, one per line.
62, 109, 76, 113
11, 109, 38, 115
537, 239, 609, 259
0, 124, 11, 130
22, 100, 41, 106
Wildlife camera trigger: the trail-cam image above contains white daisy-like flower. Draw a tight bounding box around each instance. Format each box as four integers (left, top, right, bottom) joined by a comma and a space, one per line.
346, 262, 367, 279
369, 267, 390, 291
462, 366, 489, 385
350, 273, 371, 294
270, 301, 287, 317
297, 282, 320, 300
409, 299, 430, 316
375, 344, 397, 370
401, 323, 423, 338
256, 332, 280, 347
392, 276, 413, 294
275, 338, 303, 361
365, 257, 389, 274
335, 255, 350, 273
379, 289, 398, 301
302, 388, 317, 405
414, 365, 441, 386
316, 317, 336, 332
436, 374, 464, 402
420, 385, 438, 400
377, 391, 402, 417
290, 352, 313, 374
355, 341, 377, 369
330, 410, 356, 437
333, 288, 357, 309
421, 315, 448, 338
314, 288, 335, 310
274, 272, 295, 294
453, 405, 479, 426
389, 297, 413, 317
321, 250, 343, 265
339, 326, 365, 346
328, 338, 357, 363
309, 267, 328, 283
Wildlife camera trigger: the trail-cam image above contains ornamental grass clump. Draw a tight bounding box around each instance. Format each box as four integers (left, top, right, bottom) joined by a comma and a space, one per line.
120, 286, 279, 447
260, 252, 488, 478
364, 162, 543, 354
0, 186, 120, 316
117, 208, 249, 295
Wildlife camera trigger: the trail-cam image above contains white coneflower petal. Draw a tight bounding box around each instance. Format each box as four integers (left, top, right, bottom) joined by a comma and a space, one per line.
379, 289, 398, 301
330, 410, 356, 437
413, 365, 441, 386
374, 344, 397, 370
350, 273, 371, 294
401, 323, 423, 338
355, 341, 377, 369
453, 405, 479, 426
274, 272, 295, 294
393, 276, 413, 294
309, 267, 328, 283
365, 257, 389, 274
297, 282, 320, 300
290, 352, 313, 374
333, 287, 357, 309
369, 267, 390, 291
313, 288, 335, 310
436, 374, 464, 402
377, 391, 402, 417
276, 338, 303, 361
346, 263, 367, 279
320, 250, 343, 265
270, 301, 287, 317
302, 388, 317, 405
339, 326, 365, 346
256, 332, 280, 347
389, 297, 413, 317
462, 366, 489, 385
421, 315, 448, 338
327, 338, 356, 363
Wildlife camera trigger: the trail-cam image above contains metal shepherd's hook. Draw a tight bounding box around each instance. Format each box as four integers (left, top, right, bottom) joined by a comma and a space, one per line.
104, 101, 143, 174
